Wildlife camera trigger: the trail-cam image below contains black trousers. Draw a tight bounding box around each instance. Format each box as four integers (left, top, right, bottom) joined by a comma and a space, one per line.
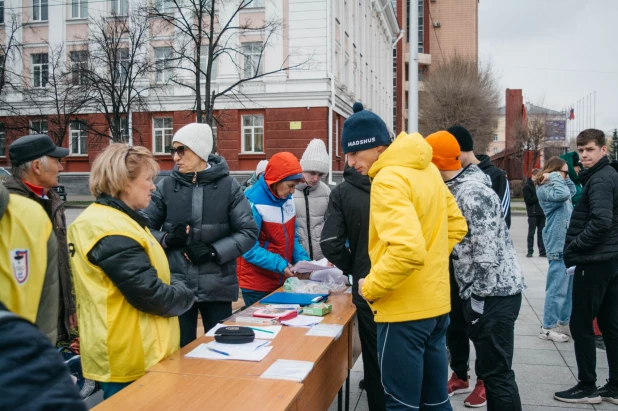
527, 216, 546, 255
355, 300, 386, 411
179, 301, 232, 348
571, 260, 618, 385
463, 293, 522, 411
447, 269, 475, 380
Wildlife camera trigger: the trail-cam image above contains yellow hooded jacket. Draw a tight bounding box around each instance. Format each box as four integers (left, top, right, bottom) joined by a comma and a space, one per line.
361, 131, 468, 323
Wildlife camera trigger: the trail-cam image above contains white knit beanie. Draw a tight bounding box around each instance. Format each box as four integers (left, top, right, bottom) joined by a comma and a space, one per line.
172, 123, 213, 162
256, 160, 269, 177
300, 139, 329, 174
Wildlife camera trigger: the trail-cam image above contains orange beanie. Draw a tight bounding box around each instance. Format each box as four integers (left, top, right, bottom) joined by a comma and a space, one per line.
425, 131, 462, 171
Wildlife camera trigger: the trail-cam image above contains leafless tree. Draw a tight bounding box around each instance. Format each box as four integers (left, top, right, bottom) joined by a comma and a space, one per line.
419, 55, 500, 154
9, 43, 94, 147
148, 0, 314, 152
512, 103, 554, 182
79, 7, 165, 143
0, 11, 25, 107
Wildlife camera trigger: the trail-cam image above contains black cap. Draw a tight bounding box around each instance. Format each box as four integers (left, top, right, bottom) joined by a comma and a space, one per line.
9, 134, 69, 166
447, 125, 474, 152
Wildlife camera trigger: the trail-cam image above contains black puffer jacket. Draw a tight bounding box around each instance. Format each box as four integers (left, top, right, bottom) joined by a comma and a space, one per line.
564, 157, 618, 267
320, 166, 371, 306
88, 195, 195, 317
0, 302, 86, 411
523, 178, 544, 217
477, 155, 512, 228
143, 155, 258, 302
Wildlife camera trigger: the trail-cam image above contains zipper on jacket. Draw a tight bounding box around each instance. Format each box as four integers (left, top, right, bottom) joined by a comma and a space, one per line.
281, 206, 289, 286
192, 173, 197, 185
304, 186, 314, 260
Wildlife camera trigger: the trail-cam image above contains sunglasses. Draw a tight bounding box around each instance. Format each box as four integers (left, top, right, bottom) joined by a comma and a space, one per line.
170, 146, 186, 158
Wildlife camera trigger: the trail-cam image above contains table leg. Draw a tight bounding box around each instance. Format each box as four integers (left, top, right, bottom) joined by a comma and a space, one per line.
345, 370, 350, 411
337, 388, 343, 411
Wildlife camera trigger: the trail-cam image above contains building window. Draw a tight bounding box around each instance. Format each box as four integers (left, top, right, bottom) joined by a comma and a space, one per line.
120, 117, 130, 143
243, 0, 264, 8
114, 49, 129, 84
32, 53, 48, 88
110, 0, 128, 16
154, 47, 173, 83
0, 123, 5, 157
154, 0, 174, 13
71, 0, 87, 18
0, 0, 4, 24
70, 51, 88, 85
70, 120, 88, 155
494, 135, 499, 142
30, 120, 48, 134
242, 43, 263, 78
153, 118, 173, 154
418, 0, 424, 53
33, 0, 48, 21
242, 114, 264, 153
199, 45, 218, 81
494, 147, 499, 154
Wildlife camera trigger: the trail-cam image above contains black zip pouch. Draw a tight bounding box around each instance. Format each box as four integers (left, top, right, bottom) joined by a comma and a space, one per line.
214, 326, 255, 344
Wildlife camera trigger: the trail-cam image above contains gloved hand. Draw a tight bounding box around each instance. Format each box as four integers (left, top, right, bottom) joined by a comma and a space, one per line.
183, 243, 218, 265
165, 223, 190, 248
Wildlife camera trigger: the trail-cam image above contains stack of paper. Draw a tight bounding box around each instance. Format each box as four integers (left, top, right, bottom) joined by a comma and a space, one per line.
185, 340, 273, 362
261, 359, 315, 382
205, 323, 282, 340
305, 324, 344, 339
280, 315, 324, 327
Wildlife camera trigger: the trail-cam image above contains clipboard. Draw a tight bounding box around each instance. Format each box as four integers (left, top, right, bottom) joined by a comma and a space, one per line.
259, 292, 329, 306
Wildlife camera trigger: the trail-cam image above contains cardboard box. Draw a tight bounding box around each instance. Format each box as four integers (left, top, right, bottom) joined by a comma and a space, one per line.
302, 303, 332, 316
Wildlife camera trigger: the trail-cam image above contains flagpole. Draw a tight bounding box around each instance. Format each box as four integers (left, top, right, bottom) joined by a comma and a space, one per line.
594, 91, 596, 128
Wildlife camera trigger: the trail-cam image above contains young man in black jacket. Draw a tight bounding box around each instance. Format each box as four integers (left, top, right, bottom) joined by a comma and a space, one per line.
320, 165, 386, 411
554, 129, 618, 405
523, 170, 546, 258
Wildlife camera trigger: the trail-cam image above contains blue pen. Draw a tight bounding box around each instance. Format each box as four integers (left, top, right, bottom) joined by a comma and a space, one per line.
207, 347, 230, 356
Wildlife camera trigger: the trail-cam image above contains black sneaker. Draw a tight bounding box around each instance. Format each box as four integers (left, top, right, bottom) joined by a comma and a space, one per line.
539, 253, 547, 258
554, 383, 602, 404
595, 336, 606, 351
526, 253, 533, 258
599, 381, 618, 405
358, 378, 364, 390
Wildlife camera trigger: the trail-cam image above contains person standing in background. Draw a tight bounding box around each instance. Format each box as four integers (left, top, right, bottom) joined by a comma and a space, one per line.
523, 169, 546, 258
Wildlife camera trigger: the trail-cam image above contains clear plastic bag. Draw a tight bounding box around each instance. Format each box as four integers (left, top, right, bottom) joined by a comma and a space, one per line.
284, 277, 331, 294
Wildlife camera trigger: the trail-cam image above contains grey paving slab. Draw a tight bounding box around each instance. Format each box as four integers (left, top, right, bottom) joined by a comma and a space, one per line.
513, 363, 577, 384
523, 406, 595, 411
562, 350, 610, 369
515, 335, 560, 350
516, 322, 544, 336
513, 348, 570, 366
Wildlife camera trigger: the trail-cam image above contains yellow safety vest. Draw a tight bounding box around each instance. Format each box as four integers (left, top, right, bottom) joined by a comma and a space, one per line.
68, 203, 180, 383
0, 194, 51, 323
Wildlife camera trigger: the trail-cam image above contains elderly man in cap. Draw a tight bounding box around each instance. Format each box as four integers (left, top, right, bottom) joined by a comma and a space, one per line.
4, 134, 76, 342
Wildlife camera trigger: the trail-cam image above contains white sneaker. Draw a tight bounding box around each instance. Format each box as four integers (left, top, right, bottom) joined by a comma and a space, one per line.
558, 324, 571, 337
539, 327, 569, 342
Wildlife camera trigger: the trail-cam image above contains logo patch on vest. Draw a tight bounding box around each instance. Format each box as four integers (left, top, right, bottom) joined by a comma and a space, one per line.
11, 249, 29, 284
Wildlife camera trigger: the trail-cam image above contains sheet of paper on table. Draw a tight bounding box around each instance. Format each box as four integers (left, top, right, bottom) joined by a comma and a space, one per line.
305, 324, 344, 340
185, 340, 273, 362
280, 314, 324, 327
205, 323, 282, 340
261, 359, 315, 382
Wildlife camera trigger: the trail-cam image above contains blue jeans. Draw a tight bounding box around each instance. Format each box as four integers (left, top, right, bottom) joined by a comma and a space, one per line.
100, 381, 133, 400
240, 289, 270, 307
377, 314, 452, 410
543, 255, 574, 329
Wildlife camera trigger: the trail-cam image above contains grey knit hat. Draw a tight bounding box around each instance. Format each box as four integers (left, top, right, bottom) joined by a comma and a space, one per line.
300, 139, 329, 174
172, 123, 213, 161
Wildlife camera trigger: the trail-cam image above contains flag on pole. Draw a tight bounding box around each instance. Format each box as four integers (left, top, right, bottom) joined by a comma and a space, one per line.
569, 108, 575, 120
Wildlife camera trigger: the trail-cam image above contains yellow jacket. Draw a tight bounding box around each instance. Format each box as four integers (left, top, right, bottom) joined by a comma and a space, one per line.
69, 203, 181, 383
0, 186, 59, 343
362, 131, 467, 323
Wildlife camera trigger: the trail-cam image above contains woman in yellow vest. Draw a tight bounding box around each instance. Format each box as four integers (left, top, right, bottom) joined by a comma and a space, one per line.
68, 144, 195, 400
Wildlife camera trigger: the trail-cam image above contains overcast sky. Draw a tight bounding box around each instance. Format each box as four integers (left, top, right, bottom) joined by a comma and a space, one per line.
479, 0, 618, 136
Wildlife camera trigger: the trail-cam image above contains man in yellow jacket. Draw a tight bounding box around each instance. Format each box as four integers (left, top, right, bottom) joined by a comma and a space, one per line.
343, 103, 467, 411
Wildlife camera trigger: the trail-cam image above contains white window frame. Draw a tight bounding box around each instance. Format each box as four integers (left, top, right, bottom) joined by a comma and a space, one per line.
110, 0, 128, 16
0, 123, 5, 157
494, 135, 499, 141
154, 0, 175, 13
69, 120, 88, 156
30, 119, 48, 134
71, 0, 87, 18
32, 53, 48, 88
241, 114, 264, 154
242, 42, 263, 79
32, 0, 48, 21
199, 45, 218, 82
154, 47, 173, 83
153, 117, 173, 154
114, 48, 129, 84
243, 0, 264, 8
70, 50, 88, 85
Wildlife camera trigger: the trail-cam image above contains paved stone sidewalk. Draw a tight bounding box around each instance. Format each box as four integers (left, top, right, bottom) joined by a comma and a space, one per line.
336, 215, 613, 411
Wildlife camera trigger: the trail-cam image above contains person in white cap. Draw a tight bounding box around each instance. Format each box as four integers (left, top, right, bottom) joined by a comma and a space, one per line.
242, 159, 269, 192
143, 123, 258, 347
293, 139, 331, 261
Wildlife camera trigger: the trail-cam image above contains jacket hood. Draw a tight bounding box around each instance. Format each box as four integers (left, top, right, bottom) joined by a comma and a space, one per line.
3, 175, 31, 197
264, 152, 303, 187
368, 131, 432, 178
560, 151, 582, 184
579, 156, 609, 185
343, 165, 371, 193
476, 155, 494, 172
446, 164, 491, 190
246, 176, 290, 206
171, 154, 230, 186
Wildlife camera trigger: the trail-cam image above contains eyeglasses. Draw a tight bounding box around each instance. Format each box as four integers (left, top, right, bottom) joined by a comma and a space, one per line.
170, 146, 186, 158
559, 170, 569, 176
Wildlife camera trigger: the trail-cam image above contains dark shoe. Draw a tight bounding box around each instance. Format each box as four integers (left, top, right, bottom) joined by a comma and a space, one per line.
554, 383, 601, 404
527, 253, 533, 258
358, 378, 364, 390
599, 381, 618, 404
595, 336, 606, 351
539, 253, 547, 257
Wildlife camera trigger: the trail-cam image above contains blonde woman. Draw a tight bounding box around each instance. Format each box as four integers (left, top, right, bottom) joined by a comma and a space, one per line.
68, 144, 194, 400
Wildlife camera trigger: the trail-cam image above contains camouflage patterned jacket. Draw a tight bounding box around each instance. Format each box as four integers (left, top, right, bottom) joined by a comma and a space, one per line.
447, 165, 525, 300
